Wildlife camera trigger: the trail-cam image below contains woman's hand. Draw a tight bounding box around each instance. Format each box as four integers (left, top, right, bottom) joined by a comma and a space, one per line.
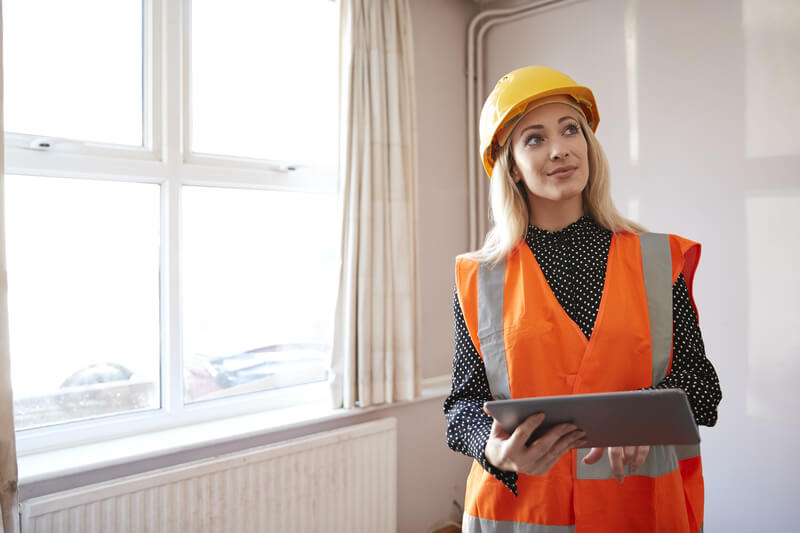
483, 409, 587, 475
581, 446, 650, 482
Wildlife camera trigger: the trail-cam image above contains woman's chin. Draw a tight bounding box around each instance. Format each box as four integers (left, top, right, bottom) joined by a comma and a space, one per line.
535, 188, 584, 204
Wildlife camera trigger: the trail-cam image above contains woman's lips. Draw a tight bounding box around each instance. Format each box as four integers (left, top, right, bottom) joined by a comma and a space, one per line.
547, 165, 578, 179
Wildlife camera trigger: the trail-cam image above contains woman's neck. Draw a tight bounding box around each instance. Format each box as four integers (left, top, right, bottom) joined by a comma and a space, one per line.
528, 196, 585, 232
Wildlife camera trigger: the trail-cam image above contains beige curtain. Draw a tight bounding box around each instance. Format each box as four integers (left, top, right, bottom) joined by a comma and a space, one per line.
332, 0, 420, 408
0, 5, 19, 532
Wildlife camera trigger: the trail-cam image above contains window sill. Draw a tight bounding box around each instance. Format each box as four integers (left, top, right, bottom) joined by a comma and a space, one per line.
18, 374, 451, 499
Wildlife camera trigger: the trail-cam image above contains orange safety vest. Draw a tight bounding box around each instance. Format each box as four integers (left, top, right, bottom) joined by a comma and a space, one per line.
455, 231, 704, 533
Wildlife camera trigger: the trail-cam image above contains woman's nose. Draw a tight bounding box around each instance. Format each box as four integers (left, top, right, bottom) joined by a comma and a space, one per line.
549, 145, 569, 160
548, 138, 569, 160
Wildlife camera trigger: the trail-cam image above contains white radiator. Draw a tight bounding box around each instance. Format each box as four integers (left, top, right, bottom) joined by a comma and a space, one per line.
21, 418, 397, 533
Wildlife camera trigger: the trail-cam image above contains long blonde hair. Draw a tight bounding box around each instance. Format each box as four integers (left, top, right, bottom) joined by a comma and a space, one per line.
467, 113, 646, 264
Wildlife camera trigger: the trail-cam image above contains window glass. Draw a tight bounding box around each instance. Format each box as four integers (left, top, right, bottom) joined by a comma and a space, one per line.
5, 0, 341, 444
182, 186, 338, 403
5, 175, 161, 429
190, 0, 339, 167
2, 0, 143, 145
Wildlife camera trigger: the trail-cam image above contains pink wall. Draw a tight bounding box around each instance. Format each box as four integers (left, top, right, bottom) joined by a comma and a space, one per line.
411, 0, 478, 381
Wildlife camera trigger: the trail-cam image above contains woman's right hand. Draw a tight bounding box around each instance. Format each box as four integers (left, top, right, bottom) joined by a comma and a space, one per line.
483, 410, 587, 475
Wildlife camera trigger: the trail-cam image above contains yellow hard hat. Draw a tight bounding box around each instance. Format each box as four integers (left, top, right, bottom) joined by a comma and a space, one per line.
479, 65, 599, 178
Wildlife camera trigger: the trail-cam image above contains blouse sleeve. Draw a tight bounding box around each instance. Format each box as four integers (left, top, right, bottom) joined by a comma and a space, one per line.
652, 273, 722, 426
443, 289, 519, 495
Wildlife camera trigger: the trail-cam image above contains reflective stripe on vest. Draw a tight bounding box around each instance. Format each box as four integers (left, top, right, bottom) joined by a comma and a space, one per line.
478, 260, 511, 400
575, 233, 682, 479
640, 234, 701, 463
461, 516, 703, 533
639, 232, 673, 384
463, 515, 575, 533
576, 444, 678, 479
675, 443, 701, 460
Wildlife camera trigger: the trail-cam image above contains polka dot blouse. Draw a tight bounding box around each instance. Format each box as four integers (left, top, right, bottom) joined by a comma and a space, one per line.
443, 215, 722, 495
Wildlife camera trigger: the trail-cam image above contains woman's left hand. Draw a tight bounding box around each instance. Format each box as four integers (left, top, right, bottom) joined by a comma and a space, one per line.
581, 446, 650, 483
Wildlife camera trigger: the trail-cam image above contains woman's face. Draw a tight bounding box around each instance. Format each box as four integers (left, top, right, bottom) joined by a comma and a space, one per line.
509, 101, 589, 205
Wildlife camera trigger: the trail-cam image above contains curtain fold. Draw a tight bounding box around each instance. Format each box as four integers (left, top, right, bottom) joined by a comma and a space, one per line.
332, 0, 420, 409
0, 5, 20, 532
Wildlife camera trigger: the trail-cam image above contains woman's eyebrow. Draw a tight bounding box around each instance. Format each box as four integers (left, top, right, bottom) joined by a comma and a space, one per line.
517, 116, 578, 137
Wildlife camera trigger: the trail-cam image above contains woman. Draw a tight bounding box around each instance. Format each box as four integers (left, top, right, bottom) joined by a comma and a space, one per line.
444, 66, 721, 532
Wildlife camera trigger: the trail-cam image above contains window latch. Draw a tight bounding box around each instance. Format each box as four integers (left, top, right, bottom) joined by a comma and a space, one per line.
28, 138, 54, 151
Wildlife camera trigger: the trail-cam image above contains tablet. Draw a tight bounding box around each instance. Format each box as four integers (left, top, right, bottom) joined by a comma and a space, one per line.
484, 389, 699, 448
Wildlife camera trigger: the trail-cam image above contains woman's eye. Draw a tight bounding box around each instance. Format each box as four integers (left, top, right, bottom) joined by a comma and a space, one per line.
525, 134, 544, 146
564, 124, 580, 135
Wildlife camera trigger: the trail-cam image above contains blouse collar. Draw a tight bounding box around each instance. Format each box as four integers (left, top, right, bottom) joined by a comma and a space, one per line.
525, 214, 606, 249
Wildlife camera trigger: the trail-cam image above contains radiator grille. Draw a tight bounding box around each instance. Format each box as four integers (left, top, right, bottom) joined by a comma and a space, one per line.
21, 418, 397, 532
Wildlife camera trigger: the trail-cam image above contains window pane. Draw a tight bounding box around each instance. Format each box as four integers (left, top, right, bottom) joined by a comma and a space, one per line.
182, 186, 338, 403
5, 176, 161, 429
2, 0, 143, 146
191, 0, 339, 167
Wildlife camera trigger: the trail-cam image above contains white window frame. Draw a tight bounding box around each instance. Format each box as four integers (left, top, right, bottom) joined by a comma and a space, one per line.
8, 0, 338, 456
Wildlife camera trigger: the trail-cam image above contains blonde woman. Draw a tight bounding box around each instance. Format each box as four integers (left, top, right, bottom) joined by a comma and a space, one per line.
444, 66, 720, 532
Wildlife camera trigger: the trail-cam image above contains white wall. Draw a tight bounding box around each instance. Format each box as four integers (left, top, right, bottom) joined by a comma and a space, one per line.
481, 0, 800, 530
